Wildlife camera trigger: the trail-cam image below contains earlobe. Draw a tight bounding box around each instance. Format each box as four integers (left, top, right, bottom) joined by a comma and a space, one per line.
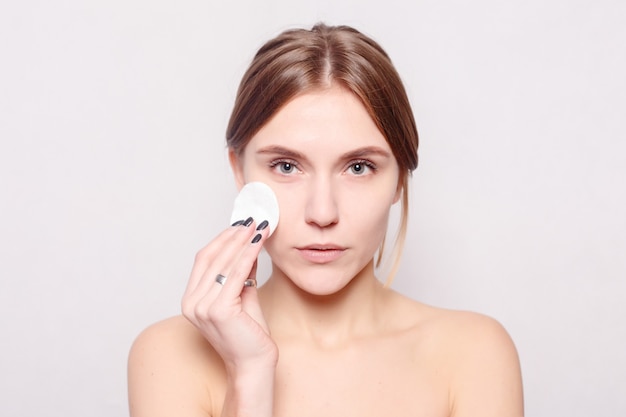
393, 187, 402, 204
393, 176, 405, 204
228, 149, 245, 190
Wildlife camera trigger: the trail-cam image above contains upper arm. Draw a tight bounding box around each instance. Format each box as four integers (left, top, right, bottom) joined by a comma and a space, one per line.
127, 317, 216, 417
449, 314, 524, 417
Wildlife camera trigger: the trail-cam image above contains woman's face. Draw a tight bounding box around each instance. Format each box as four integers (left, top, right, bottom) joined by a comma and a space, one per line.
231, 86, 401, 295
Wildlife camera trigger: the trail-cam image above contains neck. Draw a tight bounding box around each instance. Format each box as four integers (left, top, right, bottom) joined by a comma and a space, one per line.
258, 260, 389, 348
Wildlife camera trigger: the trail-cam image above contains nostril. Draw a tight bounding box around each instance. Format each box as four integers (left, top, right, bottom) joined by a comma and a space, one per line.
304, 181, 340, 227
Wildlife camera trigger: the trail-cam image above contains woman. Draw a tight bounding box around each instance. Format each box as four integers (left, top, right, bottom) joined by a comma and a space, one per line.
128, 23, 524, 417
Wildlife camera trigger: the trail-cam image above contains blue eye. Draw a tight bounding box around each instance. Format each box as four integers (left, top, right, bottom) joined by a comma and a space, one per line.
348, 160, 375, 175
279, 162, 294, 174
270, 159, 300, 175
351, 163, 365, 174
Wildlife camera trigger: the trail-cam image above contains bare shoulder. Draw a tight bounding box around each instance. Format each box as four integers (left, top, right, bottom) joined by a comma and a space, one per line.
128, 316, 225, 417
388, 294, 524, 416
421, 305, 519, 355
444, 310, 524, 416
390, 292, 514, 342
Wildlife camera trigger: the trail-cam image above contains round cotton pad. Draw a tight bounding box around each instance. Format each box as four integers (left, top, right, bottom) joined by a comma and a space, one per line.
229, 182, 280, 236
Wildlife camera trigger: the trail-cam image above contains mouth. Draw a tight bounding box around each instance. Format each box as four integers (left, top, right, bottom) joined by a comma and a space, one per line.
296, 244, 346, 263
300, 244, 345, 250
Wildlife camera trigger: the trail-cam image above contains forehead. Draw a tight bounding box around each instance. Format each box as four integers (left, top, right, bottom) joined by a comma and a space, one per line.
244, 87, 390, 154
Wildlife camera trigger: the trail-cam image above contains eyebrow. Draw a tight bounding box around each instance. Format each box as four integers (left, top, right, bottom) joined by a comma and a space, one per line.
256, 145, 306, 160
256, 145, 392, 161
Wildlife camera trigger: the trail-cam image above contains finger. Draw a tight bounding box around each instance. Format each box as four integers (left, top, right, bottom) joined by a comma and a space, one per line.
185, 219, 256, 296
241, 284, 270, 333
184, 224, 242, 295
192, 257, 259, 325
182, 222, 256, 320
217, 225, 270, 301
249, 259, 258, 281
242, 259, 258, 289
192, 223, 257, 299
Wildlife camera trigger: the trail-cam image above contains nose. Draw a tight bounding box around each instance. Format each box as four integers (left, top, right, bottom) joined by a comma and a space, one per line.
304, 177, 339, 228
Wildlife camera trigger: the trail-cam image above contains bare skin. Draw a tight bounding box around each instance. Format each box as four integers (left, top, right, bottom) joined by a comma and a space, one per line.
128, 87, 523, 417
129, 278, 522, 416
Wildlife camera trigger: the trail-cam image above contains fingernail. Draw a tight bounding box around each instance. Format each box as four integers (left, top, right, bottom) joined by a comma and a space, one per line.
256, 220, 269, 231
231, 219, 244, 226
243, 217, 254, 227
251, 233, 262, 244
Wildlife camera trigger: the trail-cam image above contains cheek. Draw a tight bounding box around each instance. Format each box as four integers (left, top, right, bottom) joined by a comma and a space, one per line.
344, 184, 398, 240
262, 187, 301, 247
350, 197, 394, 241
272, 186, 301, 221
341, 177, 399, 214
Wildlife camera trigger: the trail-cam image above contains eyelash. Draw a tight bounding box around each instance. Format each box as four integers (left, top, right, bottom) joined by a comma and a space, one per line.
268, 159, 377, 175
347, 159, 377, 175
268, 159, 301, 175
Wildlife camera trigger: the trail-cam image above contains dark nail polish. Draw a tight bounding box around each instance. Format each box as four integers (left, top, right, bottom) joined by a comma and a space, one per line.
256, 220, 269, 231
231, 219, 244, 226
251, 233, 262, 244
243, 217, 254, 227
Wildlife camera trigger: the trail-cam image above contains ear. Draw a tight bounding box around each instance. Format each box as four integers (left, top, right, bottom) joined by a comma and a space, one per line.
392, 174, 405, 204
228, 148, 245, 190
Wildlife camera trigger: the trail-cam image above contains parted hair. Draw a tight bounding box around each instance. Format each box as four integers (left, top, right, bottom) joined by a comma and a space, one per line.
226, 23, 419, 284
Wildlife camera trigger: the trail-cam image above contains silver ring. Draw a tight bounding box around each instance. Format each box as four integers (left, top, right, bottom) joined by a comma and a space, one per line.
243, 279, 256, 288
215, 274, 227, 285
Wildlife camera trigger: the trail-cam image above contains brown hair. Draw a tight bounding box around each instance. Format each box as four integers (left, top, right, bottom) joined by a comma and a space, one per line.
226, 23, 419, 284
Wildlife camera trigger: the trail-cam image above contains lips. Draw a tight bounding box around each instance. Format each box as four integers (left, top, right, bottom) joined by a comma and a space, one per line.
296, 244, 346, 264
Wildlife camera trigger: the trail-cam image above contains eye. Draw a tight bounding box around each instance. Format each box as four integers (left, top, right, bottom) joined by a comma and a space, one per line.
347, 160, 376, 176
279, 162, 295, 174
269, 159, 300, 175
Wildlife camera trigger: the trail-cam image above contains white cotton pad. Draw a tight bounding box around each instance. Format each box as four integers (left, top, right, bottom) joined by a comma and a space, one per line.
229, 182, 280, 236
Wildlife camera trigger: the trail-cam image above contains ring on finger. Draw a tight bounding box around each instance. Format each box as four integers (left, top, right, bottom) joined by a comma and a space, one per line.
215, 274, 227, 285
243, 279, 256, 288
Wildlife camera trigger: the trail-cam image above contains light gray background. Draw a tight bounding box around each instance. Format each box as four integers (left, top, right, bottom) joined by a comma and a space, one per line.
1, 0, 624, 416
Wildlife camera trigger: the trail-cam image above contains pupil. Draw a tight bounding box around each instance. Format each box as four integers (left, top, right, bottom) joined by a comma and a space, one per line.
282, 163, 292, 172
353, 164, 362, 172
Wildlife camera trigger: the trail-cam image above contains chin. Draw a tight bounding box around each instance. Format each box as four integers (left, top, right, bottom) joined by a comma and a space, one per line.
295, 280, 349, 297
278, 264, 361, 297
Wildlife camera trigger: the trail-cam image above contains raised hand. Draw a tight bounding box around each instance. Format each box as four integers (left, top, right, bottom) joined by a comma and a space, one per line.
181, 217, 278, 371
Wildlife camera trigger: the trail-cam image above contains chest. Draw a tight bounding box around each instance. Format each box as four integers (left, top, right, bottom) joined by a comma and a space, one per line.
272, 340, 450, 417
